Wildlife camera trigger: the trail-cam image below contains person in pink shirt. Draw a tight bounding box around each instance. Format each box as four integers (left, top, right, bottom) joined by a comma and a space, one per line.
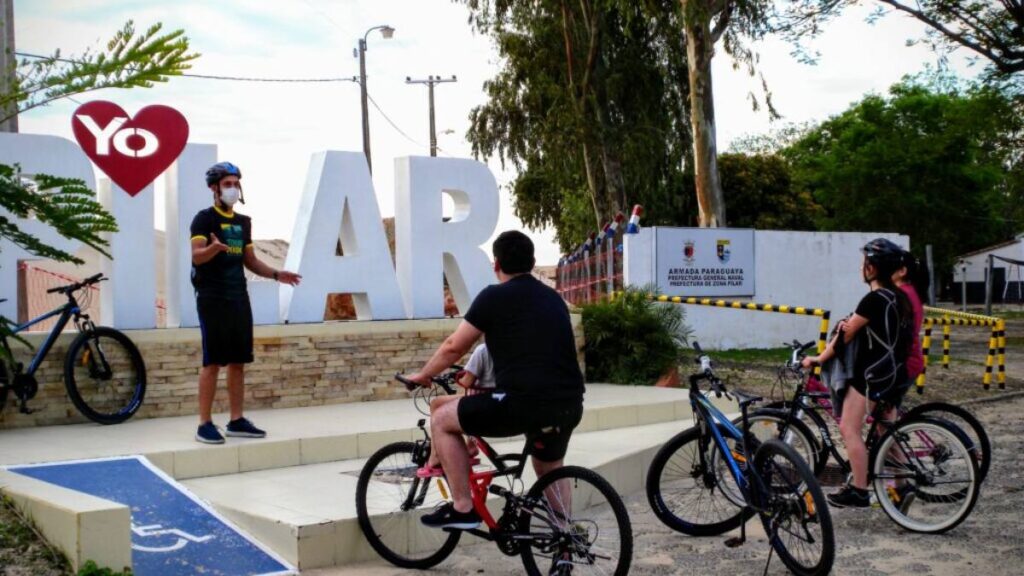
894, 251, 929, 384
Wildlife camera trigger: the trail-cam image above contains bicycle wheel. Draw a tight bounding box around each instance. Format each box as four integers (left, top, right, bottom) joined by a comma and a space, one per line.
64, 327, 146, 424
871, 418, 979, 534
519, 465, 632, 576
764, 400, 831, 475
752, 439, 835, 576
904, 402, 991, 484
355, 441, 460, 568
746, 409, 822, 477
646, 426, 753, 536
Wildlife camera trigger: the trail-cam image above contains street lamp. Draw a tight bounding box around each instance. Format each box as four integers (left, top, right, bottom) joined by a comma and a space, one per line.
356, 25, 395, 174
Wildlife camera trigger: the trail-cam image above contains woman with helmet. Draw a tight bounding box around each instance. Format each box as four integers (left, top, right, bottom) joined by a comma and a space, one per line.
189, 162, 302, 444
802, 238, 914, 508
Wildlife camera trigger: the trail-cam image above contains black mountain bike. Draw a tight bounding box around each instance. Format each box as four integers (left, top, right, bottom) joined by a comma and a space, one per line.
356, 370, 632, 576
751, 341, 980, 534
0, 273, 146, 424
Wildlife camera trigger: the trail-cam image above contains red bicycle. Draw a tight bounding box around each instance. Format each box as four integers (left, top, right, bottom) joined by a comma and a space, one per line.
355, 370, 632, 576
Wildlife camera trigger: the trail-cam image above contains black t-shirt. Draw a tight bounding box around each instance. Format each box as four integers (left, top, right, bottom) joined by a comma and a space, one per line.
463, 274, 585, 402
190, 206, 253, 299
853, 288, 908, 389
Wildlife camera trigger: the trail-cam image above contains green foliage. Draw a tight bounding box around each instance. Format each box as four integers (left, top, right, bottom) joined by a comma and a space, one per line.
718, 153, 821, 229
77, 560, 133, 576
784, 77, 1023, 270
0, 165, 118, 264
4, 21, 200, 122
460, 0, 694, 250
582, 287, 691, 385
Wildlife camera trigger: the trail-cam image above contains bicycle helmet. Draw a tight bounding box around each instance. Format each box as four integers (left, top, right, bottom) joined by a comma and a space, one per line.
861, 238, 904, 267
205, 162, 242, 186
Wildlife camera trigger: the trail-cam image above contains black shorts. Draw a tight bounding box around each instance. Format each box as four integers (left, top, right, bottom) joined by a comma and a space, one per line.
197, 296, 254, 367
458, 393, 583, 462
849, 377, 911, 408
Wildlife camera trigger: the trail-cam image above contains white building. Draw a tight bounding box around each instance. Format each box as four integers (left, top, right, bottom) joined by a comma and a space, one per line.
952, 233, 1024, 304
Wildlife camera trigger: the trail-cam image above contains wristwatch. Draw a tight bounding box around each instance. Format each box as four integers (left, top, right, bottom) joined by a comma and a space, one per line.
272, 271, 279, 281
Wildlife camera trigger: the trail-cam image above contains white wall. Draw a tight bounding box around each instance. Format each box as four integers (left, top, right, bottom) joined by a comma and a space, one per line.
625, 229, 909, 349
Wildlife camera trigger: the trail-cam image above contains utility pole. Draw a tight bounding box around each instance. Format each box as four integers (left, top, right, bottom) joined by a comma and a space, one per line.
405, 75, 456, 156
355, 25, 394, 174
0, 0, 18, 132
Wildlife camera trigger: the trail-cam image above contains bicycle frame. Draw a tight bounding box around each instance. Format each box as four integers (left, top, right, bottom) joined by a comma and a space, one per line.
3, 299, 82, 376
690, 390, 750, 492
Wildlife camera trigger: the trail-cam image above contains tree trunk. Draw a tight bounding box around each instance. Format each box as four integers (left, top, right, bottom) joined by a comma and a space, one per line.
683, 2, 725, 227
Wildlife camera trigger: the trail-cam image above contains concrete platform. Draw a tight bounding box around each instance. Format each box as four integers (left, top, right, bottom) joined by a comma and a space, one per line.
0, 384, 692, 476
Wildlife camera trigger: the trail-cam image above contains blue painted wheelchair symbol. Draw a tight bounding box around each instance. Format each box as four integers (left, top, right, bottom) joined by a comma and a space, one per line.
7, 456, 293, 576
132, 523, 215, 553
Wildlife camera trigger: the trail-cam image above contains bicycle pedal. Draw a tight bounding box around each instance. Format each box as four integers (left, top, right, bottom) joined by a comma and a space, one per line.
724, 536, 745, 548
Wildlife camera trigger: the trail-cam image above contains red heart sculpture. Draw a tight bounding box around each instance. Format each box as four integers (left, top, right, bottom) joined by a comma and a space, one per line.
71, 101, 189, 196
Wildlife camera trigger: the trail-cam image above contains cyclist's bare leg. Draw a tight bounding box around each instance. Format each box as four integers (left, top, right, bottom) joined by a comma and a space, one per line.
198, 365, 220, 423
425, 395, 461, 468
430, 399, 474, 512
840, 387, 870, 489
226, 363, 245, 420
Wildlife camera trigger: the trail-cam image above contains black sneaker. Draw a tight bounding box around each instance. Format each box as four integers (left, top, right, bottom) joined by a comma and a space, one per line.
225, 417, 266, 438
196, 421, 225, 444
828, 485, 870, 508
420, 503, 481, 530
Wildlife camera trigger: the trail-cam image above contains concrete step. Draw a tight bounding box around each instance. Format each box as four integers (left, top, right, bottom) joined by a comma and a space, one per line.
0, 384, 694, 481
183, 410, 736, 571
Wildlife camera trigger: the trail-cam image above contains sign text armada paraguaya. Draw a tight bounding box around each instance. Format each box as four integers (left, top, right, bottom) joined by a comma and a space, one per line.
666, 267, 746, 288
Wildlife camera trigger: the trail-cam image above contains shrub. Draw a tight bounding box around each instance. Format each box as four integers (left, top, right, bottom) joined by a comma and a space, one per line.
582, 287, 690, 385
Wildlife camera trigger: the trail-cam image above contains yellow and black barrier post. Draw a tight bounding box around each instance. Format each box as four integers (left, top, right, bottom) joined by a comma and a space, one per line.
921, 306, 1005, 390
917, 326, 933, 394
646, 295, 831, 375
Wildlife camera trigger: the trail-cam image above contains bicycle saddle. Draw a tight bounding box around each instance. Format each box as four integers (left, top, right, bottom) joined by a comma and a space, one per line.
732, 390, 763, 406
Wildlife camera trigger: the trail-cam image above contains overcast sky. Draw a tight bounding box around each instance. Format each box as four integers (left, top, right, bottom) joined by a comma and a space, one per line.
17, 0, 977, 265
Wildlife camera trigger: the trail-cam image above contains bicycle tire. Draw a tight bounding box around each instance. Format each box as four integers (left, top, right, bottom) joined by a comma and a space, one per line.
64, 327, 146, 424
904, 402, 990, 484
519, 465, 632, 576
752, 439, 835, 576
764, 400, 831, 475
746, 409, 823, 478
355, 441, 460, 568
871, 417, 979, 534
646, 426, 753, 536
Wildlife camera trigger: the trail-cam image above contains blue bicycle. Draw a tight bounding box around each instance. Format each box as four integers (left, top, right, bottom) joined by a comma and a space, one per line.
0, 273, 146, 424
646, 343, 834, 576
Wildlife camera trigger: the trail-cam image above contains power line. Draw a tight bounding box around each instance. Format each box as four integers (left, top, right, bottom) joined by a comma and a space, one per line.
366, 91, 455, 157
15, 51, 358, 83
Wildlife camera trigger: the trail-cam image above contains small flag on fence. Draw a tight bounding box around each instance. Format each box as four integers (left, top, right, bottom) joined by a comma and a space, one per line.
626, 205, 643, 234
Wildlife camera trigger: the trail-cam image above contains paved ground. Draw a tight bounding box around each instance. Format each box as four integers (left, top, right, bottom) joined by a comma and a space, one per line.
316, 384, 1024, 575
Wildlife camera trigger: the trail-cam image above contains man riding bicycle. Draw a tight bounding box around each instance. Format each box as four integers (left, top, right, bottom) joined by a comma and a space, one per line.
405, 230, 585, 530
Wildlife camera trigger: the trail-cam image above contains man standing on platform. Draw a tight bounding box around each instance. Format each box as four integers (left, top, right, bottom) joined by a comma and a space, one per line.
189, 162, 301, 444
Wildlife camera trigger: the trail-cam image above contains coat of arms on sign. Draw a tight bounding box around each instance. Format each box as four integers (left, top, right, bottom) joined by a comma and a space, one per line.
683, 240, 695, 265
717, 239, 731, 263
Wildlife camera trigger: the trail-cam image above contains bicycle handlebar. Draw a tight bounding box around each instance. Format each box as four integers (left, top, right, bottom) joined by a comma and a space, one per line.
689, 342, 728, 399
394, 373, 457, 395
46, 273, 105, 295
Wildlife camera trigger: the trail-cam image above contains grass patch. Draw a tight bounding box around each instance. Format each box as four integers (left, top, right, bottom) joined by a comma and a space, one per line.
0, 495, 70, 575
1004, 336, 1024, 347
702, 347, 791, 365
